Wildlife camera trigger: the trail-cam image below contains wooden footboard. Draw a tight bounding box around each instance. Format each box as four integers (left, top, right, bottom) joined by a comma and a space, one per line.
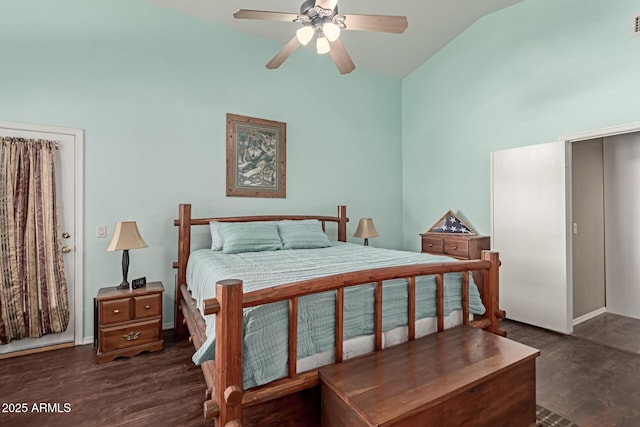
173, 203, 505, 426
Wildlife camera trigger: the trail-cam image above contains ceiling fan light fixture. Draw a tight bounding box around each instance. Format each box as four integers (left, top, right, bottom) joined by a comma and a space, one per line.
296, 25, 314, 45
316, 36, 330, 54
323, 22, 341, 42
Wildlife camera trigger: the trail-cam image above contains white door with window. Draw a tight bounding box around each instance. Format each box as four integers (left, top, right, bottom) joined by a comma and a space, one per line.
0, 121, 83, 354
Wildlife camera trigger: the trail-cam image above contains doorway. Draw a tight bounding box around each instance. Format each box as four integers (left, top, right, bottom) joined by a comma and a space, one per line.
571, 139, 606, 322
0, 121, 83, 355
492, 121, 640, 334
571, 130, 640, 324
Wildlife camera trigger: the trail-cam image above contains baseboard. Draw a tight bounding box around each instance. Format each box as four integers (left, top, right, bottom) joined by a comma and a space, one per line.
163, 321, 174, 331
573, 307, 606, 326
0, 342, 75, 359
82, 322, 175, 346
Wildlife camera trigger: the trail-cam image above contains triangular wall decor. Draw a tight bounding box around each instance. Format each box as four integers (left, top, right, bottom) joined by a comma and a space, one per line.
427, 210, 476, 235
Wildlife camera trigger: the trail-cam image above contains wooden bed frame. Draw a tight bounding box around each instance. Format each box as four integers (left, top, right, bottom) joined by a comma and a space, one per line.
173, 203, 506, 426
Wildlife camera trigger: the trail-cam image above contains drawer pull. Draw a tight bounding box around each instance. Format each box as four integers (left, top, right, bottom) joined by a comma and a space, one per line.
113, 309, 120, 314
144, 305, 151, 310
123, 331, 141, 341
452, 246, 457, 250
429, 243, 433, 247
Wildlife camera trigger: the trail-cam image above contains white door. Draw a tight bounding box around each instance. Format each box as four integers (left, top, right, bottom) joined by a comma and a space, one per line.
0, 121, 83, 354
491, 141, 572, 333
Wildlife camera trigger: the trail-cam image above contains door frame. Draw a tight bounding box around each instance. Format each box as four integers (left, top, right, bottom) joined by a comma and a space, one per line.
0, 120, 84, 346
562, 120, 640, 327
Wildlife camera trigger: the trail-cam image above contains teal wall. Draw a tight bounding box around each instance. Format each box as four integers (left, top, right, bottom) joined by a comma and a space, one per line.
0, 0, 402, 339
4, 0, 640, 342
402, 0, 640, 249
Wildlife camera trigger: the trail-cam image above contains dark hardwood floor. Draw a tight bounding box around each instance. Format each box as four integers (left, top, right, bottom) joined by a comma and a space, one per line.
2, 320, 640, 426
573, 313, 640, 355
0, 331, 208, 427
505, 318, 640, 427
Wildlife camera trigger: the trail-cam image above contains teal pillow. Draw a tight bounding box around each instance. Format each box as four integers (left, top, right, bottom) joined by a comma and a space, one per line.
277, 220, 331, 249
209, 221, 224, 251
220, 222, 283, 254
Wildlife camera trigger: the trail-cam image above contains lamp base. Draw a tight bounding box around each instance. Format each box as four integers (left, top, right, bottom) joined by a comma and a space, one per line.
116, 281, 130, 290
117, 249, 131, 290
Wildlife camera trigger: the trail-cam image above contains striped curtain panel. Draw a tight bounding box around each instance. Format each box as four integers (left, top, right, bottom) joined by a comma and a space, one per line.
0, 137, 69, 345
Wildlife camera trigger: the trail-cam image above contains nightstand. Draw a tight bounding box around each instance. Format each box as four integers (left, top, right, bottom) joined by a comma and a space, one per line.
95, 281, 164, 364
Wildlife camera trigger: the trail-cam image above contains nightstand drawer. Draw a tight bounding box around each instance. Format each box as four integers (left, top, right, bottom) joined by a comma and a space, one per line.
134, 294, 161, 319
100, 318, 161, 353
100, 299, 131, 324
444, 238, 469, 258
422, 237, 444, 254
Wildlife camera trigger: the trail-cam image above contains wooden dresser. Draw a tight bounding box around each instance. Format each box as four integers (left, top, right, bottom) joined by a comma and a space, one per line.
420, 232, 490, 260
95, 281, 164, 364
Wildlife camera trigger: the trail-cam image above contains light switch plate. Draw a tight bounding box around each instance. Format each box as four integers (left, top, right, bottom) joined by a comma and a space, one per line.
97, 224, 107, 238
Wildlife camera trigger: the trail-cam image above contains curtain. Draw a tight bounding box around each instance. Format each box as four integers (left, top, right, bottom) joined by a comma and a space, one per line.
0, 137, 69, 345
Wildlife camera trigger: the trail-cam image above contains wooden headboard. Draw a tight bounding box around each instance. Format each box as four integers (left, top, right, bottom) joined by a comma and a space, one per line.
172, 203, 349, 339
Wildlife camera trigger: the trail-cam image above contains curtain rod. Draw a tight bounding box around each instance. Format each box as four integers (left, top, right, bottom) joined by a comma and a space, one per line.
1, 136, 59, 149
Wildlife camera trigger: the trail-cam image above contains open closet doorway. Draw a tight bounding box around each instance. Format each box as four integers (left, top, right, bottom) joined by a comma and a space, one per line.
573, 131, 640, 323
492, 121, 640, 334
571, 139, 606, 323
0, 121, 83, 356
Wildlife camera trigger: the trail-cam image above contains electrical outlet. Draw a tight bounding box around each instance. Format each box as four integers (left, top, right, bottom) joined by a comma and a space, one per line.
97, 224, 107, 238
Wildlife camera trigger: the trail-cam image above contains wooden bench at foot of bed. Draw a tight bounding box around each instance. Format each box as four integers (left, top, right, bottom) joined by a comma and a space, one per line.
319, 326, 540, 427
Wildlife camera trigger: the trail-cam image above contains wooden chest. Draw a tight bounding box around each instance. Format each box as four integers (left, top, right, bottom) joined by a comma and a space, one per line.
319, 326, 539, 427
95, 282, 164, 363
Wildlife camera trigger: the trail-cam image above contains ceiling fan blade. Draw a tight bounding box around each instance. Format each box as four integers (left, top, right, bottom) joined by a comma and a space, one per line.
266, 36, 302, 70
233, 9, 300, 23
328, 39, 355, 75
341, 14, 408, 34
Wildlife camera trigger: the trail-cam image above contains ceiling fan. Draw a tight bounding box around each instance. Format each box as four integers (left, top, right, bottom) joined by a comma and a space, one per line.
233, 0, 408, 75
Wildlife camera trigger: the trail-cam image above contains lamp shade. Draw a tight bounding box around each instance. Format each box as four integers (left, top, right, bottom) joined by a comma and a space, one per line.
107, 221, 148, 251
316, 36, 330, 54
353, 218, 380, 239
323, 22, 341, 42
296, 26, 314, 46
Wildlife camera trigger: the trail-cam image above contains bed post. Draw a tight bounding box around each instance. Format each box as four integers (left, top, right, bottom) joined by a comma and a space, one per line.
337, 205, 347, 242
175, 203, 191, 341
481, 251, 506, 336
212, 279, 244, 426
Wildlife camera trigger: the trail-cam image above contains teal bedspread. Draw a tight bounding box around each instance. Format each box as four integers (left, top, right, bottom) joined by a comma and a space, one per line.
187, 242, 485, 389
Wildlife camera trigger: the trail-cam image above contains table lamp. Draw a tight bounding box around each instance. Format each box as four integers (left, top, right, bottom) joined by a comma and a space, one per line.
107, 221, 148, 290
353, 218, 379, 246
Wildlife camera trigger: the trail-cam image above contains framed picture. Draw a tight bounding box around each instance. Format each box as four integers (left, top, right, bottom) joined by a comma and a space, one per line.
226, 113, 287, 198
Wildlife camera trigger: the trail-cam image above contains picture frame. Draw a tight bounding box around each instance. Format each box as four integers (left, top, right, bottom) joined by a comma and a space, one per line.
226, 113, 287, 198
